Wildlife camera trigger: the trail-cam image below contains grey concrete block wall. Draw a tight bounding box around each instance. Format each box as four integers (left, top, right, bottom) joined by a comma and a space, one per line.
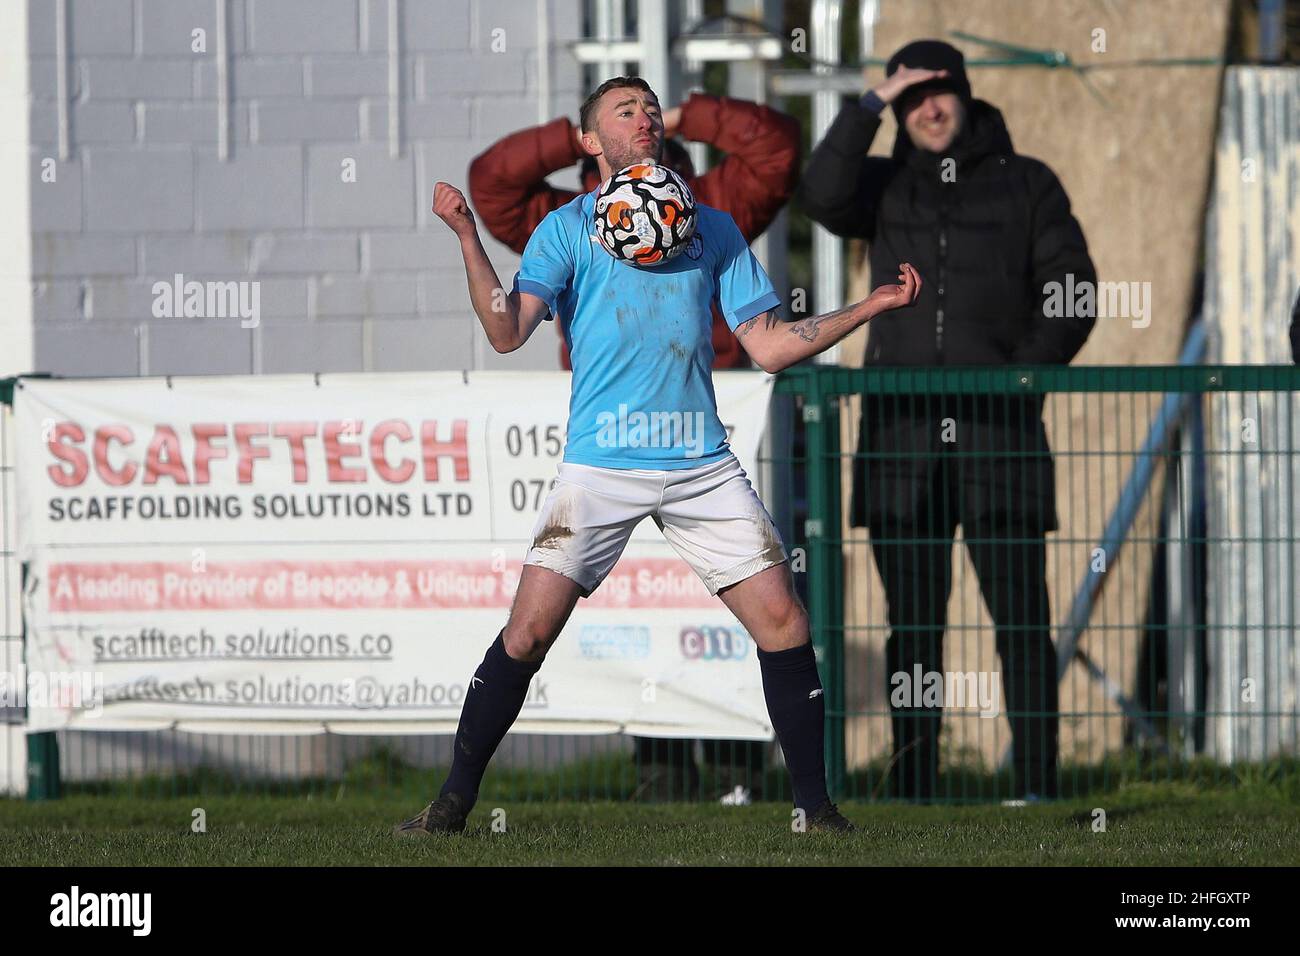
28, 0, 586, 378
250, 0, 360, 54
83, 148, 194, 231
139, 0, 222, 56
193, 145, 305, 230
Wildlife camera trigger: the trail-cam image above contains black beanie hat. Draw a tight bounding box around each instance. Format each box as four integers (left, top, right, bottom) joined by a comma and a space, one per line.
885, 39, 971, 113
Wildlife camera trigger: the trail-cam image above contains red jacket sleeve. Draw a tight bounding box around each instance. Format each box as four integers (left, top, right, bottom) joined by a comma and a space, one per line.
468, 117, 586, 255
678, 93, 802, 243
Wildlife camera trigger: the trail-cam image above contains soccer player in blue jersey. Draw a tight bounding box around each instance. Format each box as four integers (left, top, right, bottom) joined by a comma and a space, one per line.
397, 77, 920, 836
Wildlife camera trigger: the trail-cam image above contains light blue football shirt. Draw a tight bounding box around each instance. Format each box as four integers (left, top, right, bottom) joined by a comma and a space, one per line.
512, 188, 780, 470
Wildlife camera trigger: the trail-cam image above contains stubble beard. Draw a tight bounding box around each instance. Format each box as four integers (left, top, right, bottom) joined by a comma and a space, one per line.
604, 138, 664, 174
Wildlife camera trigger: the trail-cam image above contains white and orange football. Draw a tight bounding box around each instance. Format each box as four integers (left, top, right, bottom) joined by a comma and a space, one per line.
593, 163, 697, 267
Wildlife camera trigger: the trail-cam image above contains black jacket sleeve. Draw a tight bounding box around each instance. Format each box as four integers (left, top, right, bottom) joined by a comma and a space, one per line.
1012, 160, 1098, 365
797, 100, 898, 240
1291, 287, 1299, 364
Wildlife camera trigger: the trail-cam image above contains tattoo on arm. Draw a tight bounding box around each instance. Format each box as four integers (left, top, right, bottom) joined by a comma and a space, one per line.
738, 310, 787, 338
787, 305, 853, 344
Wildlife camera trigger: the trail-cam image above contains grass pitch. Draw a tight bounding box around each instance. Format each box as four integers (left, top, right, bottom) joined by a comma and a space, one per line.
2, 785, 1298, 866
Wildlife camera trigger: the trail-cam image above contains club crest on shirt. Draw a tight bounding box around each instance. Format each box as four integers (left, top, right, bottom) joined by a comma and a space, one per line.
684, 231, 704, 260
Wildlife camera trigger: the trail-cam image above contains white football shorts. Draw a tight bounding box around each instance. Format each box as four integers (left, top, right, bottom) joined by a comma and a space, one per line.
523, 452, 788, 598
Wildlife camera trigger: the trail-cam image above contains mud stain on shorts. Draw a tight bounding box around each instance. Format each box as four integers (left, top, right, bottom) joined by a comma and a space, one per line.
533, 495, 576, 550
753, 502, 786, 562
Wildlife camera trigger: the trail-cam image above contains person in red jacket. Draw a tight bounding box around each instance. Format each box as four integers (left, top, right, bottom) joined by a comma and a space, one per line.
467, 92, 801, 804
469, 92, 801, 372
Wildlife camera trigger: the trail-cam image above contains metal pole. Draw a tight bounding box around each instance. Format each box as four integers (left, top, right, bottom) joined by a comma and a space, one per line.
859, 0, 880, 63
1055, 322, 1209, 682
387, 0, 401, 159
636, 0, 673, 106
594, 0, 626, 82
537, 0, 551, 124
726, 0, 782, 282
680, 0, 707, 176
20, 559, 61, 801
216, 0, 230, 160
55, 0, 69, 162
809, 0, 843, 363
801, 370, 846, 796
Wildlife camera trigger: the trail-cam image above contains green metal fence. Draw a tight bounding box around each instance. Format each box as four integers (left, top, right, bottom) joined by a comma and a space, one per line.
4, 366, 1300, 803
778, 363, 1300, 803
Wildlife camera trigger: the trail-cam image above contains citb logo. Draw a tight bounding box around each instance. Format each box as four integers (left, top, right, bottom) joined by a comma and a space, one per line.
679, 626, 748, 661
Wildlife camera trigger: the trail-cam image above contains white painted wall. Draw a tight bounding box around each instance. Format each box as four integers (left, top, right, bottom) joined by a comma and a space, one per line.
1, 0, 32, 797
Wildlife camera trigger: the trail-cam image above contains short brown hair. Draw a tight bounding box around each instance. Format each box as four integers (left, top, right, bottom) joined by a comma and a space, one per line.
579, 76, 657, 132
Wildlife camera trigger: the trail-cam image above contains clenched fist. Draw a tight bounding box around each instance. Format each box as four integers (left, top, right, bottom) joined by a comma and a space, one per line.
432, 182, 477, 239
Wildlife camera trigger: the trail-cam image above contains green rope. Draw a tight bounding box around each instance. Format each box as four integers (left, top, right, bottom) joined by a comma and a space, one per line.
795, 35, 1221, 74
948, 30, 1223, 71
681, 15, 1225, 74
923, 31, 1221, 106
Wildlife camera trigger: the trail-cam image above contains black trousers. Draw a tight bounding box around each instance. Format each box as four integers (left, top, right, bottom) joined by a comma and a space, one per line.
869, 462, 1059, 800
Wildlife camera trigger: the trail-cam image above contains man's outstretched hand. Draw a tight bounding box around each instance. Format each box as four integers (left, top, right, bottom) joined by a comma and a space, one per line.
863, 262, 922, 319
433, 182, 477, 239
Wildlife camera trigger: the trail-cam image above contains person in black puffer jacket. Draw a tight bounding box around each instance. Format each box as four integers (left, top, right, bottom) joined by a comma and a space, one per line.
800, 40, 1098, 802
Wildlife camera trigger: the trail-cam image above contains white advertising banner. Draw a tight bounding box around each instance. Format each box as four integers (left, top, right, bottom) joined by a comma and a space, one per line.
14, 371, 776, 739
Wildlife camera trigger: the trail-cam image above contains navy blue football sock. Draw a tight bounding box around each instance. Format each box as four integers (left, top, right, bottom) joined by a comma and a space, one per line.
758, 641, 830, 813
439, 631, 542, 810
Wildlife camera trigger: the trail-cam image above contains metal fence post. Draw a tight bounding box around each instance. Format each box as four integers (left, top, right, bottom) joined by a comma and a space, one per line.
19, 557, 61, 801
26, 732, 60, 801
3, 381, 62, 801
800, 368, 846, 796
